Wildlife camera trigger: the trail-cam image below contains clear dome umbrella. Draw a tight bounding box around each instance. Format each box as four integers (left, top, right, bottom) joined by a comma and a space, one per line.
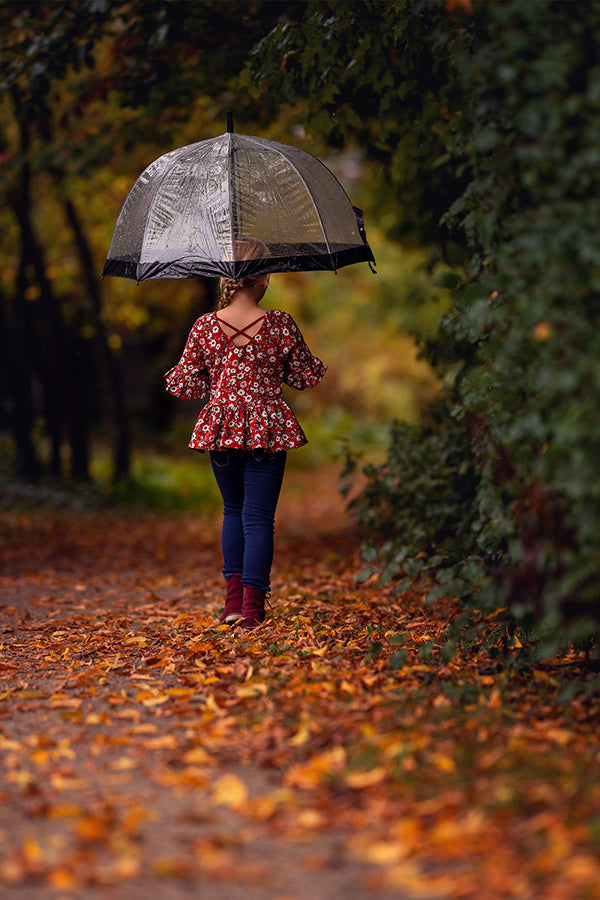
102, 119, 375, 282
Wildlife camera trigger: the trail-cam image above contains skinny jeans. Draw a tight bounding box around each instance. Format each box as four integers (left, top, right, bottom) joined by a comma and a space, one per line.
209, 449, 287, 592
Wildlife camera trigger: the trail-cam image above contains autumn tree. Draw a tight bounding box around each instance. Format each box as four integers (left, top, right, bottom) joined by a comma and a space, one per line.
0, 0, 297, 482
1, 2, 129, 480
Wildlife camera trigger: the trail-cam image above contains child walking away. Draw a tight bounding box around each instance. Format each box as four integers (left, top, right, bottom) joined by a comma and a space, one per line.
164, 240, 326, 628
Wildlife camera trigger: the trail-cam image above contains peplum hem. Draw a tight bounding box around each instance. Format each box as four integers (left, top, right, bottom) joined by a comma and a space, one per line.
165, 308, 326, 451
189, 400, 308, 452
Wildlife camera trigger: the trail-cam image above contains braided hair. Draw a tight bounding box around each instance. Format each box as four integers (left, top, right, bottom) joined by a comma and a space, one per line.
218, 237, 270, 309
219, 275, 263, 310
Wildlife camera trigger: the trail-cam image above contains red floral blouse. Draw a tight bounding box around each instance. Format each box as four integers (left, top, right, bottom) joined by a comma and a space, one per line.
164, 309, 327, 452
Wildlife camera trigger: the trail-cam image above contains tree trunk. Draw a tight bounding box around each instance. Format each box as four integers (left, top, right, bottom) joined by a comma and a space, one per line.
62, 196, 131, 480
9, 87, 90, 481
0, 286, 40, 483
11, 194, 91, 479
15, 242, 64, 478
35, 99, 130, 482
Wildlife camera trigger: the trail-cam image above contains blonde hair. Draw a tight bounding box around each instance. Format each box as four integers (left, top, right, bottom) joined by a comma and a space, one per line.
219, 237, 270, 309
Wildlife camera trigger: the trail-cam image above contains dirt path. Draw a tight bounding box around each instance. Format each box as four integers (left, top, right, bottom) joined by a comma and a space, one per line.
0, 466, 426, 900
1, 465, 599, 900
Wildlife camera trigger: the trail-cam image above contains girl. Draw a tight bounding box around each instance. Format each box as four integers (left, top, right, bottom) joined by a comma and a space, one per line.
164, 252, 326, 629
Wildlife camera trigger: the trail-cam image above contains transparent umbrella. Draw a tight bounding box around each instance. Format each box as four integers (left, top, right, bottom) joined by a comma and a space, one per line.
102, 120, 375, 282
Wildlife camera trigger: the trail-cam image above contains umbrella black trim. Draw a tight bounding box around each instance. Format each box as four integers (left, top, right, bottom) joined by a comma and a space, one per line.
102, 243, 375, 282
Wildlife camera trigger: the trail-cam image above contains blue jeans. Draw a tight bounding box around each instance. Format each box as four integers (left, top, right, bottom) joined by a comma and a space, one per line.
210, 449, 287, 591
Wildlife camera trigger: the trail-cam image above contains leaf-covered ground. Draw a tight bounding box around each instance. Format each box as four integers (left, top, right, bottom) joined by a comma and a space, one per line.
0, 464, 599, 900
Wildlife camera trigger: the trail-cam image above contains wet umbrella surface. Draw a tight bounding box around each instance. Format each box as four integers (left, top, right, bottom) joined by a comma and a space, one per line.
102, 129, 375, 282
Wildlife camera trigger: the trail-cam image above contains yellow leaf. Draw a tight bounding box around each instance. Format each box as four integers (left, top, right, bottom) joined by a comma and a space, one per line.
386, 859, 443, 893
22, 837, 43, 865
284, 747, 346, 789
122, 805, 157, 833
235, 682, 268, 699
488, 688, 502, 710
0, 737, 23, 751
140, 735, 177, 750
77, 816, 110, 843
212, 773, 248, 809
6, 770, 35, 788
290, 725, 311, 746
113, 855, 141, 879
294, 808, 326, 829
47, 804, 81, 819
432, 754, 455, 773
164, 687, 194, 698
30, 749, 50, 765
534, 321, 552, 341
124, 635, 148, 648
354, 838, 409, 866
112, 709, 141, 720
346, 767, 387, 789
430, 810, 485, 845
533, 670, 559, 686
112, 756, 136, 771
135, 690, 170, 707
243, 789, 293, 821
50, 773, 88, 790
129, 723, 158, 734
547, 727, 574, 746
183, 746, 213, 765
48, 868, 80, 890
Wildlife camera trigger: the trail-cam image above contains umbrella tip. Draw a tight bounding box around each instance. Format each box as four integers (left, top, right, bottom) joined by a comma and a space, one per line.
226, 111, 234, 134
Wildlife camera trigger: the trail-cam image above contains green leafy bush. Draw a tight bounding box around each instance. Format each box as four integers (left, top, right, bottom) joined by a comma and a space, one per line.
345, 398, 479, 590
247, 0, 600, 652
365, 1, 600, 651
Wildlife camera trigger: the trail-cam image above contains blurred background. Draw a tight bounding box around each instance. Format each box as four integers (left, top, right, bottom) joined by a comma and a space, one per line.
0, 0, 452, 505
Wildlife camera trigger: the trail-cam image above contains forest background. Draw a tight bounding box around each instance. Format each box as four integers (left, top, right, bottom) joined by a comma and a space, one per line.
1, 0, 600, 658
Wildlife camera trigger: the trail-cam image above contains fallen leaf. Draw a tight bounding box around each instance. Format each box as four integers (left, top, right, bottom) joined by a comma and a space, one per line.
211, 773, 248, 809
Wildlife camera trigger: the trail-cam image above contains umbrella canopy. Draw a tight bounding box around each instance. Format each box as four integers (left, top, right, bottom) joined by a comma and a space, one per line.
102, 130, 375, 282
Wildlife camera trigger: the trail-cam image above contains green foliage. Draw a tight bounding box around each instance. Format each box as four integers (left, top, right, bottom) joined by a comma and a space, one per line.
248, 0, 600, 652
435, 0, 600, 651
92, 450, 220, 512
267, 233, 451, 426
345, 396, 482, 600
0, 438, 221, 514
242, 0, 467, 247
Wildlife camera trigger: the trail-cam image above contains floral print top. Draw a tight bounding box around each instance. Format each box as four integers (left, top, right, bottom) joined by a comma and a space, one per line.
164, 309, 327, 452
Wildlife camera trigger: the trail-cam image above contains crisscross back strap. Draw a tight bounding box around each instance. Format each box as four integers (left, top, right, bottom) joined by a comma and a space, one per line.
217, 314, 265, 343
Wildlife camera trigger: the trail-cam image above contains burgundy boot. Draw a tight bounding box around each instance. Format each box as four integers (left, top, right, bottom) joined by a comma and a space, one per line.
218, 574, 244, 625
241, 586, 267, 628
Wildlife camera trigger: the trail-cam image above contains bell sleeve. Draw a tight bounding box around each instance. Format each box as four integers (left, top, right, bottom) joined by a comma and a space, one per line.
282, 315, 327, 390
164, 320, 210, 400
